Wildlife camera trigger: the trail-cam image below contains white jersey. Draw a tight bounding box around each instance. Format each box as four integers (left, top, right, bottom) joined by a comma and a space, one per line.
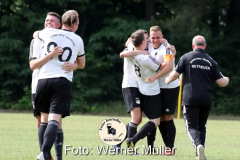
131, 54, 161, 95
121, 42, 138, 88
37, 28, 85, 81
147, 40, 154, 52
29, 38, 43, 94
149, 42, 179, 88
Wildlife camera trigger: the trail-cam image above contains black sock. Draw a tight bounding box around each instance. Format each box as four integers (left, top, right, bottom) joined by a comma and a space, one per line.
116, 123, 129, 147
147, 128, 156, 150
38, 122, 47, 151
159, 121, 167, 146
165, 120, 176, 148
55, 129, 64, 160
128, 122, 138, 139
132, 121, 155, 145
42, 120, 59, 159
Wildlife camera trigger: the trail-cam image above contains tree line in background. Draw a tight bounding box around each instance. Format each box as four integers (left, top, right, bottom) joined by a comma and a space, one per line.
0, 0, 239, 115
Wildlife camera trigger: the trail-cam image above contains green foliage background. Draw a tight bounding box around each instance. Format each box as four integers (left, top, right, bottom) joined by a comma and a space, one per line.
0, 0, 239, 115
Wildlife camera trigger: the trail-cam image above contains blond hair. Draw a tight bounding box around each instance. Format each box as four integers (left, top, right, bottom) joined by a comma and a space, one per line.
62, 10, 79, 27
150, 26, 162, 33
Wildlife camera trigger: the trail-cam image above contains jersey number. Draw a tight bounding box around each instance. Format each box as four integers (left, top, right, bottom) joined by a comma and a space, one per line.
47, 42, 72, 62
134, 65, 141, 77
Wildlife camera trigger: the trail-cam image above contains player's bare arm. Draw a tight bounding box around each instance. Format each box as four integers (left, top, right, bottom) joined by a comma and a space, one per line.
145, 44, 176, 83
30, 46, 63, 70
165, 71, 180, 84
76, 55, 85, 69
144, 63, 166, 83
145, 58, 173, 83
62, 56, 85, 73
120, 50, 149, 58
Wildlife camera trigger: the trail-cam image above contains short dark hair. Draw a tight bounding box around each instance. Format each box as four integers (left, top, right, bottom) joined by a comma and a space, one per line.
47, 12, 61, 22
131, 29, 146, 47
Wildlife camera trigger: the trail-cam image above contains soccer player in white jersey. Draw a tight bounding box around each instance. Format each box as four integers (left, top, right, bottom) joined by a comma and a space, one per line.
120, 27, 177, 152
116, 33, 152, 151
146, 26, 179, 153
114, 41, 142, 151
33, 10, 85, 160
121, 29, 163, 151
30, 12, 61, 130
30, 12, 65, 160
30, 12, 79, 160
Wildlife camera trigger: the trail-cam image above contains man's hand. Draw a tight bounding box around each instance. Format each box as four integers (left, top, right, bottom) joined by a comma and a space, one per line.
145, 76, 156, 83
62, 61, 78, 73
160, 38, 168, 44
165, 71, 180, 85
33, 31, 39, 39
125, 37, 132, 48
165, 77, 171, 84
166, 45, 176, 56
48, 46, 63, 58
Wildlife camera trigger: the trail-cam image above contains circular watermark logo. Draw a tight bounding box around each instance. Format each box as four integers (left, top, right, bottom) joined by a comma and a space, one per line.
98, 117, 127, 145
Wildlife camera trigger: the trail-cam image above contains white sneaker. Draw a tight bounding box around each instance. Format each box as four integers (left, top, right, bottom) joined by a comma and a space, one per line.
197, 145, 207, 160
35, 152, 45, 160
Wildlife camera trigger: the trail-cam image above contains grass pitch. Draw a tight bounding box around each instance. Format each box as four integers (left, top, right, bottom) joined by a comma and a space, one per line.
0, 112, 239, 160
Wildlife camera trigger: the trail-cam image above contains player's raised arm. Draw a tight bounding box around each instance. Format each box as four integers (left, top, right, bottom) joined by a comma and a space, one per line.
166, 45, 176, 56
120, 50, 148, 58
145, 46, 175, 83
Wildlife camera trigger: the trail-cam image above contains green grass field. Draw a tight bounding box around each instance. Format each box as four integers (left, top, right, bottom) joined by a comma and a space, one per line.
0, 112, 239, 160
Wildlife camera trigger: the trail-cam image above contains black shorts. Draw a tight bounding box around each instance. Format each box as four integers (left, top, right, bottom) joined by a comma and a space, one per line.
161, 86, 179, 114
122, 87, 141, 113
32, 94, 41, 117
35, 77, 72, 118
140, 93, 162, 119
